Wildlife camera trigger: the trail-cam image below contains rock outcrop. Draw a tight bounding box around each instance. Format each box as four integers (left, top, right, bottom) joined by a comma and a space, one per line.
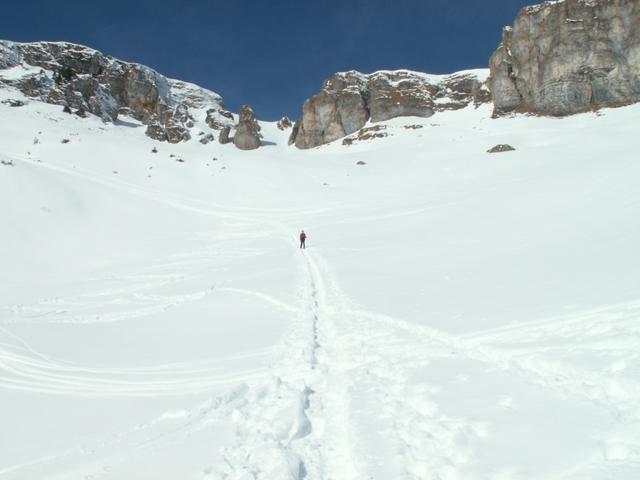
0, 40, 234, 142
342, 125, 388, 146
291, 69, 489, 149
219, 126, 231, 144
233, 105, 261, 150
277, 116, 292, 130
488, 0, 640, 116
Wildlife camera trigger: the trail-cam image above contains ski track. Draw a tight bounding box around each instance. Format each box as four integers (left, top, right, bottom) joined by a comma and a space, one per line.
3, 159, 640, 478
4, 242, 640, 477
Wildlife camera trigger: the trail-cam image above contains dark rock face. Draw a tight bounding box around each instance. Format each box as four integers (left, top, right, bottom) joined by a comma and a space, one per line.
233, 105, 261, 150
489, 0, 640, 117
292, 70, 489, 149
0, 40, 234, 143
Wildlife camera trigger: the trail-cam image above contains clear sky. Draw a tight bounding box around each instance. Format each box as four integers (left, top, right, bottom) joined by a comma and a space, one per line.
1, 0, 532, 120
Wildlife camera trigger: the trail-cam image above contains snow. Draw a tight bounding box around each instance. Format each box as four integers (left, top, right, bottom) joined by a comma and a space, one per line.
523, 0, 567, 14
335, 68, 490, 87
168, 79, 225, 110
0, 64, 49, 82
1, 80, 640, 479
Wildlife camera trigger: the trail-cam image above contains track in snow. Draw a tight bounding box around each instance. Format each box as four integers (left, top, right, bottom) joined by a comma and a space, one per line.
3, 155, 640, 479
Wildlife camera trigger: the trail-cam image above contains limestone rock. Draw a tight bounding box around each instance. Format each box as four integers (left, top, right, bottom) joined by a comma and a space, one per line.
292, 70, 489, 149
488, 0, 640, 116
233, 105, 261, 150
219, 126, 231, 144
0, 40, 229, 141
292, 72, 368, 149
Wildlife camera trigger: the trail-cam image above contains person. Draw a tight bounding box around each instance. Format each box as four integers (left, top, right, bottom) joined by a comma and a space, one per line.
299, 230, 307, 249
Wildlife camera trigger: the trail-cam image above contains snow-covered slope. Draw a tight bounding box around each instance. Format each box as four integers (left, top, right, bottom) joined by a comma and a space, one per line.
1, 79, 640, 480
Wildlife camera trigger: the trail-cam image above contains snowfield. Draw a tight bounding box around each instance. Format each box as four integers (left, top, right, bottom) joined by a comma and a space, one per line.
1, 82, 640, 480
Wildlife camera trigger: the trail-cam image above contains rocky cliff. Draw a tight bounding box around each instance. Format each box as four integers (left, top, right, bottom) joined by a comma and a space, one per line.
489, 0, 640, 116
290, 69, 490, 149
0, 40, 234, 143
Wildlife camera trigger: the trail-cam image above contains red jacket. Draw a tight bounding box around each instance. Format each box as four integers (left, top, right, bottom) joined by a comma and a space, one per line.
300, 232, 307, 241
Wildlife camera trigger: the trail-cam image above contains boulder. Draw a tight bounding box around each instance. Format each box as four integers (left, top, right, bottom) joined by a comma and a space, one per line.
367, 72, 436, 122
199, 133, 215, 144
487, 144, 515, 153
233, 105, 261, 150
488, 0, 640, 117
277, 116, 292, 130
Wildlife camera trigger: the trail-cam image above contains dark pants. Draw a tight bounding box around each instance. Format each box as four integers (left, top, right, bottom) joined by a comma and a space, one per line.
300, 240, 306, 249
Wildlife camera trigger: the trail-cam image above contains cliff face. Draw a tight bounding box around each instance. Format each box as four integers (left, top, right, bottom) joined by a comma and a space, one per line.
489, 0, 640, 116
0, 40, 234, 143
291, 70, 489, 149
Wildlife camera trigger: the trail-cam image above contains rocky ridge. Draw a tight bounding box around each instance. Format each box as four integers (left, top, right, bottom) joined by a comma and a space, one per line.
0, 40, 234, 143
3, 0, 640, 150
489, 0, 640, 116
290, 69, 490, 149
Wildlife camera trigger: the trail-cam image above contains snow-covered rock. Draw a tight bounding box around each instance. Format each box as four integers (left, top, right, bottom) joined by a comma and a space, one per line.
291, 69, 490, 149
0, 40, 234, 143
276, 116, 292, 130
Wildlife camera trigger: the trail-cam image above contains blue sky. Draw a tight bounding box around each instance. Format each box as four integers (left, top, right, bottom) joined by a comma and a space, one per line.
1, 0, 532, 120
